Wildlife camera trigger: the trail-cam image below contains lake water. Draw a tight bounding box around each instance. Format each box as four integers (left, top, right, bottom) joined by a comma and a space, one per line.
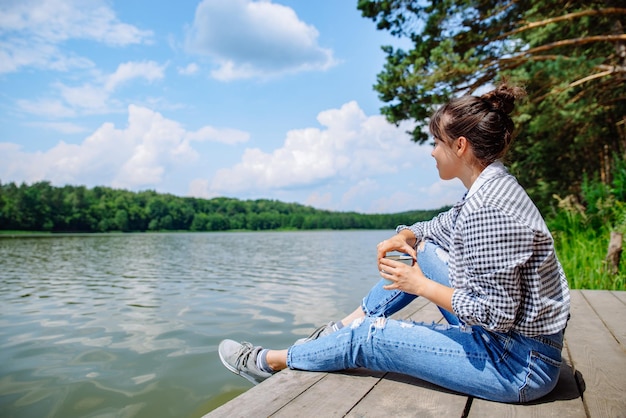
0, 230, 392, 417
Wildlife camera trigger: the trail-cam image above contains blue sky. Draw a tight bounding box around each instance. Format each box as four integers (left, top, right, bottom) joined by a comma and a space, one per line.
0, 0, 466, 213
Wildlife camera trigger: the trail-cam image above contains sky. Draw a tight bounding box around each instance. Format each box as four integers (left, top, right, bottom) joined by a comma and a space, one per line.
0, 0, 466, 214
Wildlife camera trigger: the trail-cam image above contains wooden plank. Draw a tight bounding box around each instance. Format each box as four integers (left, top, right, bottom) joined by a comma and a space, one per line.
611, 290, 626, 304
564, 290, 626, 417
205, 291, 626, 417
204, 369, 326, 418
391, 297, 445, 323
270, 369, 384, 417
346, 372, 469, 417
582, 289, 626, 345
345, 299, 462, 417
469, 341, 585, 417
389, 297, 431, 320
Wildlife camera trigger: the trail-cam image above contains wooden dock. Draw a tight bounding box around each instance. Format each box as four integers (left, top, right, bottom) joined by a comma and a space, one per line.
204, 290, 625, 417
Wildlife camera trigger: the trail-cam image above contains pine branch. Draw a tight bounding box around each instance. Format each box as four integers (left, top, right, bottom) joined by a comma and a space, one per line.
497, 8, 626, 40
568, 68, 616, 89
521, 35, 626, 56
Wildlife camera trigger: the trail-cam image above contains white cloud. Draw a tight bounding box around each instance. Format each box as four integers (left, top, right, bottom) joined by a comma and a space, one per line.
28, 121, 88, 134
0, 0, 151, 44
341, 179, 380, 207
105, 61, 167, 91
0, 37, 95, 74
18, 60, 167, 116
365, 178, 466, 213
418, 178, 466, 207
0, 105, 249, 190
16, 98, 76, 118
55, 82, 112, 113
185, 126, 249, 145
188, 178, 214, 199
185, 0, 337, 81
178, 63, 199, 76
305, 192, 333, 210
201, 101, 426, 197
0, 0, 152, 74
367, 190, 424, 214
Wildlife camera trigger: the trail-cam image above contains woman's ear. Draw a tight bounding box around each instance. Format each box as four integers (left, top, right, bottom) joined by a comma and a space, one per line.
456, 136, 469, 157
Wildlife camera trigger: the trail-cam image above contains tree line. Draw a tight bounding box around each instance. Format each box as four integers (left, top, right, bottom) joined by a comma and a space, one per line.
0, 181, 448, 233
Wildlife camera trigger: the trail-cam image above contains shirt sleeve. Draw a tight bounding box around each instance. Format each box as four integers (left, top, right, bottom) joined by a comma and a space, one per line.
396, 206, 458, 252
451, 206, 534, 332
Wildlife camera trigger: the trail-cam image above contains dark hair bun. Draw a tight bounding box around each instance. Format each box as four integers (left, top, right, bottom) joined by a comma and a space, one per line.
481, 83, 526, 114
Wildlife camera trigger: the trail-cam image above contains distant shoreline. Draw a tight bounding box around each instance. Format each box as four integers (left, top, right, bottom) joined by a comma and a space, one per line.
0, 228, 388, 236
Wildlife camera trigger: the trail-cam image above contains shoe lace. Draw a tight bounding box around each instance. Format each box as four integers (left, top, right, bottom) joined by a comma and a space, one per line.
235, 342, 256, 369
309, 322, 333, 339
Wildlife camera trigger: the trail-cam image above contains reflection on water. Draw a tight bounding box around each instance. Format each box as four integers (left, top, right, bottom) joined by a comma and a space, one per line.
0, 230, 391, 417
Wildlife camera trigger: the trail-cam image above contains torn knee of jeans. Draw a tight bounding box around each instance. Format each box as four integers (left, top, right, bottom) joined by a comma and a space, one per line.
433, 322, 450, 331
435, 247, 450, 264
366, 317, 387, 341
349, 317, 365, 329
417, 240, 426, 251
374, 317, 387, 329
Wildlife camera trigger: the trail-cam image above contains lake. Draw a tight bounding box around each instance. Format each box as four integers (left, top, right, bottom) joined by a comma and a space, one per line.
0, 230, 393, 417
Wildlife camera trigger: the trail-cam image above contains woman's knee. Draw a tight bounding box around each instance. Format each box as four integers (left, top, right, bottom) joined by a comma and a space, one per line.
416, 240, 450, 286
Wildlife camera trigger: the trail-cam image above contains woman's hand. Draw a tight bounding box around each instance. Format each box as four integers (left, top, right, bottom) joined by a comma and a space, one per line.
379, 257, 424, 295
379, 254, 455, 313
376, 231, 417, 261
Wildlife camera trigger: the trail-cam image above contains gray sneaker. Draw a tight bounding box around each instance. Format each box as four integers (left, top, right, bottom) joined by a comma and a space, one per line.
294, 321, 337, 345
218, 339, 274, 385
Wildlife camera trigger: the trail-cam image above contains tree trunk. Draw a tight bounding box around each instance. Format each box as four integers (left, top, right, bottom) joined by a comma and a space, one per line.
606, 231, 623, 274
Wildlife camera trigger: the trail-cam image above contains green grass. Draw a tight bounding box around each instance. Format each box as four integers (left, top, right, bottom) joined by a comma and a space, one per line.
547, 159, 625, 290
552, 226, 625, 290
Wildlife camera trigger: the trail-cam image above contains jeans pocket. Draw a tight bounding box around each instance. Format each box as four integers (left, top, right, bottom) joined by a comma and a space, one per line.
519, 350, 562, 403
483, 330, 513, 363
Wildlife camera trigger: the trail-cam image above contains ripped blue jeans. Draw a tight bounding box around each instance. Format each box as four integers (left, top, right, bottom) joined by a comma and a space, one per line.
286, 241, 564, 403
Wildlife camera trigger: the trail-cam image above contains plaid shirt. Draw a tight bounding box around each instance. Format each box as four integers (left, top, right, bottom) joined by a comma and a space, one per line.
398, 162, 570, 336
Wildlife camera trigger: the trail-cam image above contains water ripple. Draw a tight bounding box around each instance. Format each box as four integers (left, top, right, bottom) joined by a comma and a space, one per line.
0, 230, 390, 417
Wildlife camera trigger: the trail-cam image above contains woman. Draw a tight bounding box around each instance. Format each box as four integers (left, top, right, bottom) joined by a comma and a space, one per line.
218, 83, 570, 403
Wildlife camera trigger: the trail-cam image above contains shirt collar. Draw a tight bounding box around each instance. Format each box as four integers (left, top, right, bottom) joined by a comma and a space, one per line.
464, 160, 507, 201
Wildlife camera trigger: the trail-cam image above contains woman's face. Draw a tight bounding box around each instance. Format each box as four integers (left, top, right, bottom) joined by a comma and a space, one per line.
431, 137, 460, 180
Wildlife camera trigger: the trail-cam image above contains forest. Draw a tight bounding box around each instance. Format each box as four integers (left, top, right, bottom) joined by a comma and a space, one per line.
0, 181, 448, 233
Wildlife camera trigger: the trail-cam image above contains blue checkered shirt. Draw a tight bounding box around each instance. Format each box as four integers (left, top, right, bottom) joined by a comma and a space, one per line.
397, 162, 570, 336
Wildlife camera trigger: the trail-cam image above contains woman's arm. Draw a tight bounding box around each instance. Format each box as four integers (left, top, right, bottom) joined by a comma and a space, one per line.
396, 205, 459, 254
379, 255, 454, 313
418, 276, 454, 313
377, 205, 461, 312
